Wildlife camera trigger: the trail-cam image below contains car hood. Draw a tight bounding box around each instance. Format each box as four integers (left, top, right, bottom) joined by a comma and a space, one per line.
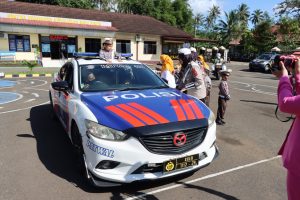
252, 59, 269, 63
80, 88, 210, 131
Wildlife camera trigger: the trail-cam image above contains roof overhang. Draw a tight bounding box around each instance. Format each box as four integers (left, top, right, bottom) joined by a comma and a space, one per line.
0, 12, 118, 32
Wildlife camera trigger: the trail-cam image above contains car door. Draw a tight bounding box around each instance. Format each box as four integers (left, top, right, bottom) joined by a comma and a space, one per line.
56, 63, 74, 132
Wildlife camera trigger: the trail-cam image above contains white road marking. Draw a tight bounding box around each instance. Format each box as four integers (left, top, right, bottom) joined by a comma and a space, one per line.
125, 156, 281, 200
0, 93, 23, 105
27, 88, 48, 92
31, 93, 39, 98
22, 91, 29, 94
0, 101, 50, 115
24, 99, 35, 103
232, 81, 277, 88
0, 107, 3, 109
30, 81, 35, 84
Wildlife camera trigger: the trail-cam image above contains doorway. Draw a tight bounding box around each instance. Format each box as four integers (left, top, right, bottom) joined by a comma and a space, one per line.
50, 41, 60, 59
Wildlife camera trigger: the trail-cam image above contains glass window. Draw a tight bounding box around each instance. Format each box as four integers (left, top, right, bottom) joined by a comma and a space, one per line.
79, 64, 167, 92
116, 40, 131, 54
9, 35, 31, 52
85, 38, 101, 53
41, 36, 50, 57
144, 41, 157, 54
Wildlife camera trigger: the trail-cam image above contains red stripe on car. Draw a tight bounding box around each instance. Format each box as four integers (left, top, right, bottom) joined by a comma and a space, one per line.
117, 104, 158, 125
106, 105, 145, 127
179, 99, 196, 120
187, 100, 204, 119
128, 103, 169, 124
170, 100, 186, 121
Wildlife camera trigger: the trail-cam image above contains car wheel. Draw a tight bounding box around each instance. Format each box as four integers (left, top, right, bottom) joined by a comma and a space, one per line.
71, 123, 94, 186
249, 67, 254, 72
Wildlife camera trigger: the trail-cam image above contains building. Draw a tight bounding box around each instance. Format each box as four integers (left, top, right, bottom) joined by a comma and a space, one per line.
0, 0, 194, 66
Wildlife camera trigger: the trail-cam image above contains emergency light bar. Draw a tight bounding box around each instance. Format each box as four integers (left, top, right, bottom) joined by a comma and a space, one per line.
73, 52, 99, 57
120, 53, 133, 58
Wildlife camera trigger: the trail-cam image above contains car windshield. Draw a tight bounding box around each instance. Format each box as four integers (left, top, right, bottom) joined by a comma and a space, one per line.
257, 54, 272, 60
79, 64, 168, 92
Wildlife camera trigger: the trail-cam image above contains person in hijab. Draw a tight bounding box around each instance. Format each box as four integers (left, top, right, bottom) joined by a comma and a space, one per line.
160, 54, 176, 88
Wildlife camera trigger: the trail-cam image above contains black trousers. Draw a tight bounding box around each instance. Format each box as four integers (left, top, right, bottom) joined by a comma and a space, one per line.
217, 97, 227, 121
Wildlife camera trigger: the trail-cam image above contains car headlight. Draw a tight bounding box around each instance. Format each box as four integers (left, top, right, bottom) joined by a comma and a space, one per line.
208, 111, 216, 128
85, 119, 128, 141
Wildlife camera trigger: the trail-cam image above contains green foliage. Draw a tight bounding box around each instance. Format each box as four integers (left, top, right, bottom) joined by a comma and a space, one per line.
22, 60, 38, 72
252, 21, 277, 53
250, 9, 264, 27
275, 0, 300, 19
278, 17, 300, 51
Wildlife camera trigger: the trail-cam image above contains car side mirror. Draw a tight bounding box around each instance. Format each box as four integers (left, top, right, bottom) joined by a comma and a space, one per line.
51, 81, 69, 92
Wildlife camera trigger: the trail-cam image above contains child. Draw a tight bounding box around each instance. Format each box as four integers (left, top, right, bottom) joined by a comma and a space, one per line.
216, 70, 231, 125
160, 54, 176, 88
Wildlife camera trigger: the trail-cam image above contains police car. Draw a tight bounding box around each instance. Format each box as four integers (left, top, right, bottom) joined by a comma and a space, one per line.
49, 52, 218, 187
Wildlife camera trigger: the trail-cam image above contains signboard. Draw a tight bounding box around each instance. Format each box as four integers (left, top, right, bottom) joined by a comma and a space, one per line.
0, 12, 112, 27
50, 35, 68, 41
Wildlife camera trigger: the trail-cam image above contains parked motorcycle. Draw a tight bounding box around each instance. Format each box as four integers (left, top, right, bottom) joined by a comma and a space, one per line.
211, 61, 227, 80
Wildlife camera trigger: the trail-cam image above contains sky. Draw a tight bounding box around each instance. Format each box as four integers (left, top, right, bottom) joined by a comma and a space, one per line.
188, 0, 283, 18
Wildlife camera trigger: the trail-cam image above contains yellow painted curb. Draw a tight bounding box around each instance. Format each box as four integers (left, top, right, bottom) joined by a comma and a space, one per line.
19, 74, 26, 78
45, 74, 52, 77
4, 74, 12, 78
32, 74, 39, 77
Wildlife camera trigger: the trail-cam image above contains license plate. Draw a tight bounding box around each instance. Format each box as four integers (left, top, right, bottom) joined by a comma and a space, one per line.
163, 154, 200, 173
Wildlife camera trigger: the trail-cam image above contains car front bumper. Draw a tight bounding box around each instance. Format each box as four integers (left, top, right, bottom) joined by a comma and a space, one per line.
83, 123, 217, 186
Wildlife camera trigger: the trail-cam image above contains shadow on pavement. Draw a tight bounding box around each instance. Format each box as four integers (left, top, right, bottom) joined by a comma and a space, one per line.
240, 100, 277, 106
29, 104, 198, 199
177, 181, 239, 200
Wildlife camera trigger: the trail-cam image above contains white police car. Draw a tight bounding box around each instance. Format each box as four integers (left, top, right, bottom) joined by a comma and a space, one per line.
49, 53, 218, 187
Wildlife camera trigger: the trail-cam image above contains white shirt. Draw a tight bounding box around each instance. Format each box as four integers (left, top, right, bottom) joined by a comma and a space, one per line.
161, 70, 176, 88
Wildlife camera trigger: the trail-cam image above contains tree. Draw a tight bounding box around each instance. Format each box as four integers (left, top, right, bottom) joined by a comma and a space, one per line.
250, 9, 264, 27
218, 10, 240, 46
56, 0, 96, 9
194, 13, 205, 37
240, 31, 258, 55
236, 3, 250, 29
253, 21, 277, 53
171, 0, 194, 33
275, 0, 300, 19
278, 17, 300, 51
206, 5, 221, 31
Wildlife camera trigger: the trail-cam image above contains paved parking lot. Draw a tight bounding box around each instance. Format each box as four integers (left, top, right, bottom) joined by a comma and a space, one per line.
0, 62, 290, 200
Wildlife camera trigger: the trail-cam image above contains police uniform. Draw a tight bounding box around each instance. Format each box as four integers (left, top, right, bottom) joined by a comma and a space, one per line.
216, 70, 230, 125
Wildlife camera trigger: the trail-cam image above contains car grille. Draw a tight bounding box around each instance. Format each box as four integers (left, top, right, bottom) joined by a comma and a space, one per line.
139, 127, 207, 155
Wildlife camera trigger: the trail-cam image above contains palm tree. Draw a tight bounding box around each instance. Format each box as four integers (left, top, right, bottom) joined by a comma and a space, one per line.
237, 3, 250, 28
250, 9, 264, 27
218, 10, 240, 45
194, 13, 205, 36
206, 5, 221, 31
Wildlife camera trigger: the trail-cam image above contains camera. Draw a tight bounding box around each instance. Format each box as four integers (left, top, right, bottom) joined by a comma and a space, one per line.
272, 55, 298, 71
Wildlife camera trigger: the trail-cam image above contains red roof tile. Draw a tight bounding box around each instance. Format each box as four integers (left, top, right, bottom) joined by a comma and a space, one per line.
0, 0, 192, 38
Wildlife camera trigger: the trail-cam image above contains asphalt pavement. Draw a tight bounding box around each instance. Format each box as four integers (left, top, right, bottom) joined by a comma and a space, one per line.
0, 62, 290, 200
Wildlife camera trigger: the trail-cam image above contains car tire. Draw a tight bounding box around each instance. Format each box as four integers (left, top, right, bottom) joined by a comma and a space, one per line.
249, 66, 254, 72
71, 123, 94, 187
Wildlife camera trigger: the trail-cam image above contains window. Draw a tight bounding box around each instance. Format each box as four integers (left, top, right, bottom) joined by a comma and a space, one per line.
41, 36, 50, 57
9, 35, 31, 52
67, 37, 76, 58
144, 41, 157, 54
85, 38, 101, 53
116, 40, 131, 53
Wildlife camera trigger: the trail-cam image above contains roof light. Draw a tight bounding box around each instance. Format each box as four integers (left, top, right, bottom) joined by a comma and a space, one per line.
73, 52, 99, 57
120, 53, 133, 58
